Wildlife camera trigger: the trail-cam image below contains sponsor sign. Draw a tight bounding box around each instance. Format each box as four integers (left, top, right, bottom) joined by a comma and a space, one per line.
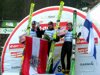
3, 43, 24, 72
0, 28, 14, 34
1, 20, 18, 28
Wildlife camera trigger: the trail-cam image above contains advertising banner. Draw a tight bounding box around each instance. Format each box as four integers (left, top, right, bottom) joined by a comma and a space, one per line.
0, 28, 14, 34
3, 43, 24, 72
1, 20, 18, 28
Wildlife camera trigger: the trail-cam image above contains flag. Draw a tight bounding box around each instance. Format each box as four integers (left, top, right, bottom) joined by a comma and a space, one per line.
21, 36, 48, 75
81, 14, 96, 59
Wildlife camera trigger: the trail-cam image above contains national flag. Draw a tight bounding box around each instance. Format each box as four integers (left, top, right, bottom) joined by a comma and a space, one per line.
81, 14, 96, 59
21, 36, 48, 75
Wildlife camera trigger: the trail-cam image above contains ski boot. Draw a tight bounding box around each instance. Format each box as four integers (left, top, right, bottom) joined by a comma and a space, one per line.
62, 69, 69, 75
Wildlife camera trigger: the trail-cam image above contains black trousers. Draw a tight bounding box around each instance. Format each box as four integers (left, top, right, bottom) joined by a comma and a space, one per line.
61, 41, 72, 70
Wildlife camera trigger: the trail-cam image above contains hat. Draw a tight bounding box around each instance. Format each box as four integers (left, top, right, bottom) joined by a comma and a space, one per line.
67, 22, 72, 26
32, 21, 36, 25
48, 21, 53, 25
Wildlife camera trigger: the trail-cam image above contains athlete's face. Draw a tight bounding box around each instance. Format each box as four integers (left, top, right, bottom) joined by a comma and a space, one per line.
32, 24, 36, 29
48, 24, 53, 29
67, 24, 72, 30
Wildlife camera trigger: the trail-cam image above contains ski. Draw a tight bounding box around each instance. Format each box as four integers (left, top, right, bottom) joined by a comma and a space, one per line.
69, 10, 77, 75
56, 0, 64, 29
46, 1, 64, 73
26, 3, 35, 35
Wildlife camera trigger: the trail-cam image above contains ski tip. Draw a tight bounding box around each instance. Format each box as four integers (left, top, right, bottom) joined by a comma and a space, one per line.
73, 10, 77, 13
31, 3, 35, 7
60, 1, 64, 5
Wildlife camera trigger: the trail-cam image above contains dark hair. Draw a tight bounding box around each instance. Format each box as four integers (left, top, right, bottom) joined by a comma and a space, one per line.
67, 22, 72, 26
32, 21, 36, 25
48, 21, 53, 25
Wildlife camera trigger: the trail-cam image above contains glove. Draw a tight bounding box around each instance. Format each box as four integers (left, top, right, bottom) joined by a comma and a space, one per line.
43, 34, 51, 41
53, 36, 60, 42
77, 32, 81, 38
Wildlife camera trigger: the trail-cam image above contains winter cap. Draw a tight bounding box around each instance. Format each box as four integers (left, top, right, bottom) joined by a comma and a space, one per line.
48, 21, 53, 25
32, 21, 36, 25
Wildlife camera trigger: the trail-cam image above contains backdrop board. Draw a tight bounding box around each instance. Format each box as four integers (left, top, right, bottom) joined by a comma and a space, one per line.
1, 5, 100, 75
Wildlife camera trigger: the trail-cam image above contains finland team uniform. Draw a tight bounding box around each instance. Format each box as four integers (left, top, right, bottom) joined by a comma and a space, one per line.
61, 30, 72, 71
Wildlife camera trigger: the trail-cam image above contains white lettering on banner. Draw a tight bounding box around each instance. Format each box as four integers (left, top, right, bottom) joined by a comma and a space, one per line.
9, 43, 24, 49
76, 38, 98, 44
78, 47, 88, 54
9, 44, 24, 58
0, 28, 14, 34
2, 43, 24, 72
10, 52, 22, 58
76, 38, 98, 54
6, 22, 13, 27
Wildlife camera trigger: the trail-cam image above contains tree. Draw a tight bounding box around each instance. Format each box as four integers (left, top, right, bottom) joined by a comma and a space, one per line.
1, 0, 30, 21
